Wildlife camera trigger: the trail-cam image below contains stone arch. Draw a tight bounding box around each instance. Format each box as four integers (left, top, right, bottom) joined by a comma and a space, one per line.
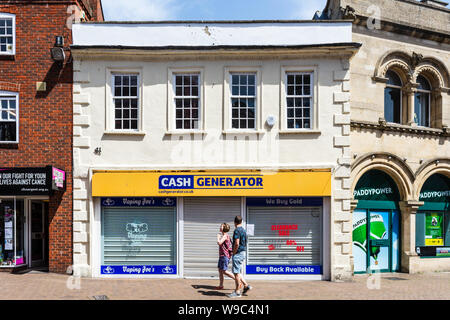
374, 50, 413, 84
351, 152, 415, 201
413, 64, 446, 90
413, 158, 450, 200
413, 57, 450, 89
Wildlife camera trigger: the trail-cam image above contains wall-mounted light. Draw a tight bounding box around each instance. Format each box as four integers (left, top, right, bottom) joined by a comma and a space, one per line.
266, 115, 276, 127
51, 36, 66, 62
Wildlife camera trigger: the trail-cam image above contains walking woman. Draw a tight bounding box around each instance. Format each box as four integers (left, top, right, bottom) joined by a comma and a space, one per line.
215, 223, 235, 290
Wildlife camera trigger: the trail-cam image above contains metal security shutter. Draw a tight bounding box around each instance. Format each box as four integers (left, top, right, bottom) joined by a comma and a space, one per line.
183, 197, 241, 278
102, 207, 176, 266
247, 207, 321, 265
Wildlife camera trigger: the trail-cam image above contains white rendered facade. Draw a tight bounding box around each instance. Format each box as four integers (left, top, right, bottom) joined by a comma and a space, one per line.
71, 21, 359, 281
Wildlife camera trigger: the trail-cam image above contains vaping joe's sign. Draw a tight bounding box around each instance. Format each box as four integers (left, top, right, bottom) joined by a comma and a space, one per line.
0, 166, 66, 195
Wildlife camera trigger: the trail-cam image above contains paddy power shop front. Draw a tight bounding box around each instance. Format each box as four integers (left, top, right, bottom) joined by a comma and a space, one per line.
352, 170, 401, 273
415, 173, 450, 258
92, 170, 331, 279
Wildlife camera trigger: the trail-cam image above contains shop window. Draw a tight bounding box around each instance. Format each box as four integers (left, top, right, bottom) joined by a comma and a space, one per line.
0, 199, 25, 267
0, 92, 19, 143
101, 198, 177, 275
245, 198, 323, 275
384, 70, 402, 124
230, 73, 256, 129
112, 73, 139, 131
286, 72, 313, 129
0, 13, 14, 55
416, 173, 450, 257
414, 75, 431, 127
174, 73, 200, 130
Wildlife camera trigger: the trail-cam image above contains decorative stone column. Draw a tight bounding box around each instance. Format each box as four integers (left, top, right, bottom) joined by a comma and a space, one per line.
398, 200, 424, 273
349, 199, 359, 276
405, 86, 417, 126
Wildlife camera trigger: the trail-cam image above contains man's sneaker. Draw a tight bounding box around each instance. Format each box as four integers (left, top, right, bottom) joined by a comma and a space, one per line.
227, 291, 242, 298
243, 285, 252, 294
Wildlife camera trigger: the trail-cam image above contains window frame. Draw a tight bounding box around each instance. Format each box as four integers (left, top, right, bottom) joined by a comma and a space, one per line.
0, 13, 15, 56
414, 75, 432, 128
280, 66, 319, 132
0, 91, 19, 144
167, 67, 204, 133
105, 68, 143, 134
223, 66, 262, 133
229, 72, 257, 130
384, 70, 403, 125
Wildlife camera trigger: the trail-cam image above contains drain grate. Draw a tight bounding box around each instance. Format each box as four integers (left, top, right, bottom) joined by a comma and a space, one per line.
384, 277, 408, 281
93, 295, 109, 300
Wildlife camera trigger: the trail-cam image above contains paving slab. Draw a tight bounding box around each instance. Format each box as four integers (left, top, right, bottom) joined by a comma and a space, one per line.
0, 271, 448, 300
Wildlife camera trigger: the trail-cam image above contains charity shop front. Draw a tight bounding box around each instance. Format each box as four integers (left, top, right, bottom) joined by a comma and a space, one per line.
0, 166, 65, 271
90, 169, 332, 280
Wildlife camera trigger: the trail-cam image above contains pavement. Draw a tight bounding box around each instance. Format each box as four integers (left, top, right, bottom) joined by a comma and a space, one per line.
0, 270, 449, 300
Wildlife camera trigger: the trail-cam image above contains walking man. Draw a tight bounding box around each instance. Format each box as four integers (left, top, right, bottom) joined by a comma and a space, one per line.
228, 215, 252, 298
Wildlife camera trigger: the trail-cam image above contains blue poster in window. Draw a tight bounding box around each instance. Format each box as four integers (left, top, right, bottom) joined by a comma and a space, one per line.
101, 265, 177, 275
246, 265, 321, 274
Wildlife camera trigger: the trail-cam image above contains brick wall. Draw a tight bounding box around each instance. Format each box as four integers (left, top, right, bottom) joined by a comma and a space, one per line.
0, 1, 101, 273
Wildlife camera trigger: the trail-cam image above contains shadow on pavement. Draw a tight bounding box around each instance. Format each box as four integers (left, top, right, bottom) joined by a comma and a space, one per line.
192, 285, 230, 296
197, 290, 228, 297
192, 285, 217, 290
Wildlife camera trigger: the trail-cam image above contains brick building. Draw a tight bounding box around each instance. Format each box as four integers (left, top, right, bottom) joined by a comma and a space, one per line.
0, 0, 103, 273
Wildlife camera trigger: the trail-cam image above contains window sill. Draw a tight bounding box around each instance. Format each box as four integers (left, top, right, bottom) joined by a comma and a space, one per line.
165, 130, 207, 135
222, 130, 265, 135
0, 263, 27, 268
279, 129, 321, 134
0, 141, 18, 144
103, 131, 146, 136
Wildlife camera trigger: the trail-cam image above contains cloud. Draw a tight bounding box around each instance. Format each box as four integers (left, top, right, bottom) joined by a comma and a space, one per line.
102, 0, 180, 21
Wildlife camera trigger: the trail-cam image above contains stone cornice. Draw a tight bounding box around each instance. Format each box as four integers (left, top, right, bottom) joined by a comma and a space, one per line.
353, 15, 450, 45
351, 120, 450, 138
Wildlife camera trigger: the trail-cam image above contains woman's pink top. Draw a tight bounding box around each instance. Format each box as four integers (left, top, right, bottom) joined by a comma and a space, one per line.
219, 234, 232, 258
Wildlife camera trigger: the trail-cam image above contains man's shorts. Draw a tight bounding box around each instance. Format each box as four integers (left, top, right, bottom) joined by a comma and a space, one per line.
232, 251, 245, 274
217, 256, 230, 271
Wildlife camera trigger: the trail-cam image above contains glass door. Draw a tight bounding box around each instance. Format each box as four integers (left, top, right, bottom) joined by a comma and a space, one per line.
368, 211, 390, 272
30, 201, 45, 267
353, 209, 400, 273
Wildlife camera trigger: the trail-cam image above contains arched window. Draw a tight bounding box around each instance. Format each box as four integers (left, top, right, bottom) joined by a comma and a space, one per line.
414, 75, 431, 127
384, 70, 402, 124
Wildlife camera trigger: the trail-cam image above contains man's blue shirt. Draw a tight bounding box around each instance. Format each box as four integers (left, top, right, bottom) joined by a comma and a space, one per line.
233, 226, 247, 254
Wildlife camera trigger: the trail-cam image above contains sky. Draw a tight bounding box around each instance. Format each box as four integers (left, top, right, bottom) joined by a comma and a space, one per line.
101, 0, 329, 21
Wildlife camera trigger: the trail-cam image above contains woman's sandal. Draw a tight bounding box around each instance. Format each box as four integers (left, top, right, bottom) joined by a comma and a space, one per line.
214, 286, 224, 290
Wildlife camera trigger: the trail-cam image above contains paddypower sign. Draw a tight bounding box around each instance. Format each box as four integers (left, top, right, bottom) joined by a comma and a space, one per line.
92, 171, 332, 197
353, 170, 400, 202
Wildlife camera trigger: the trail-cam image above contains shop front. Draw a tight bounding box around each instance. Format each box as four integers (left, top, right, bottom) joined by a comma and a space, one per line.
92, 170, 331, 279
352, 169, 401, 273
0, 167, 65, 270
416, 173, 450, 258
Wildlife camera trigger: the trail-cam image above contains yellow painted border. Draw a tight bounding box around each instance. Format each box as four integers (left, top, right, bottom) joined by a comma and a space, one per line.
92, 170, 331, 197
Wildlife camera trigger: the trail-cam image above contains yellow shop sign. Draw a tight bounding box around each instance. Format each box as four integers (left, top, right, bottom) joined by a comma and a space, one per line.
92, 170, 331, 197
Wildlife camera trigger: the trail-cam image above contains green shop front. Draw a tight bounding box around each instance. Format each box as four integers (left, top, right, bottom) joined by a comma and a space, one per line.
415, 173, 450, 258
352, 170, 401, 273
